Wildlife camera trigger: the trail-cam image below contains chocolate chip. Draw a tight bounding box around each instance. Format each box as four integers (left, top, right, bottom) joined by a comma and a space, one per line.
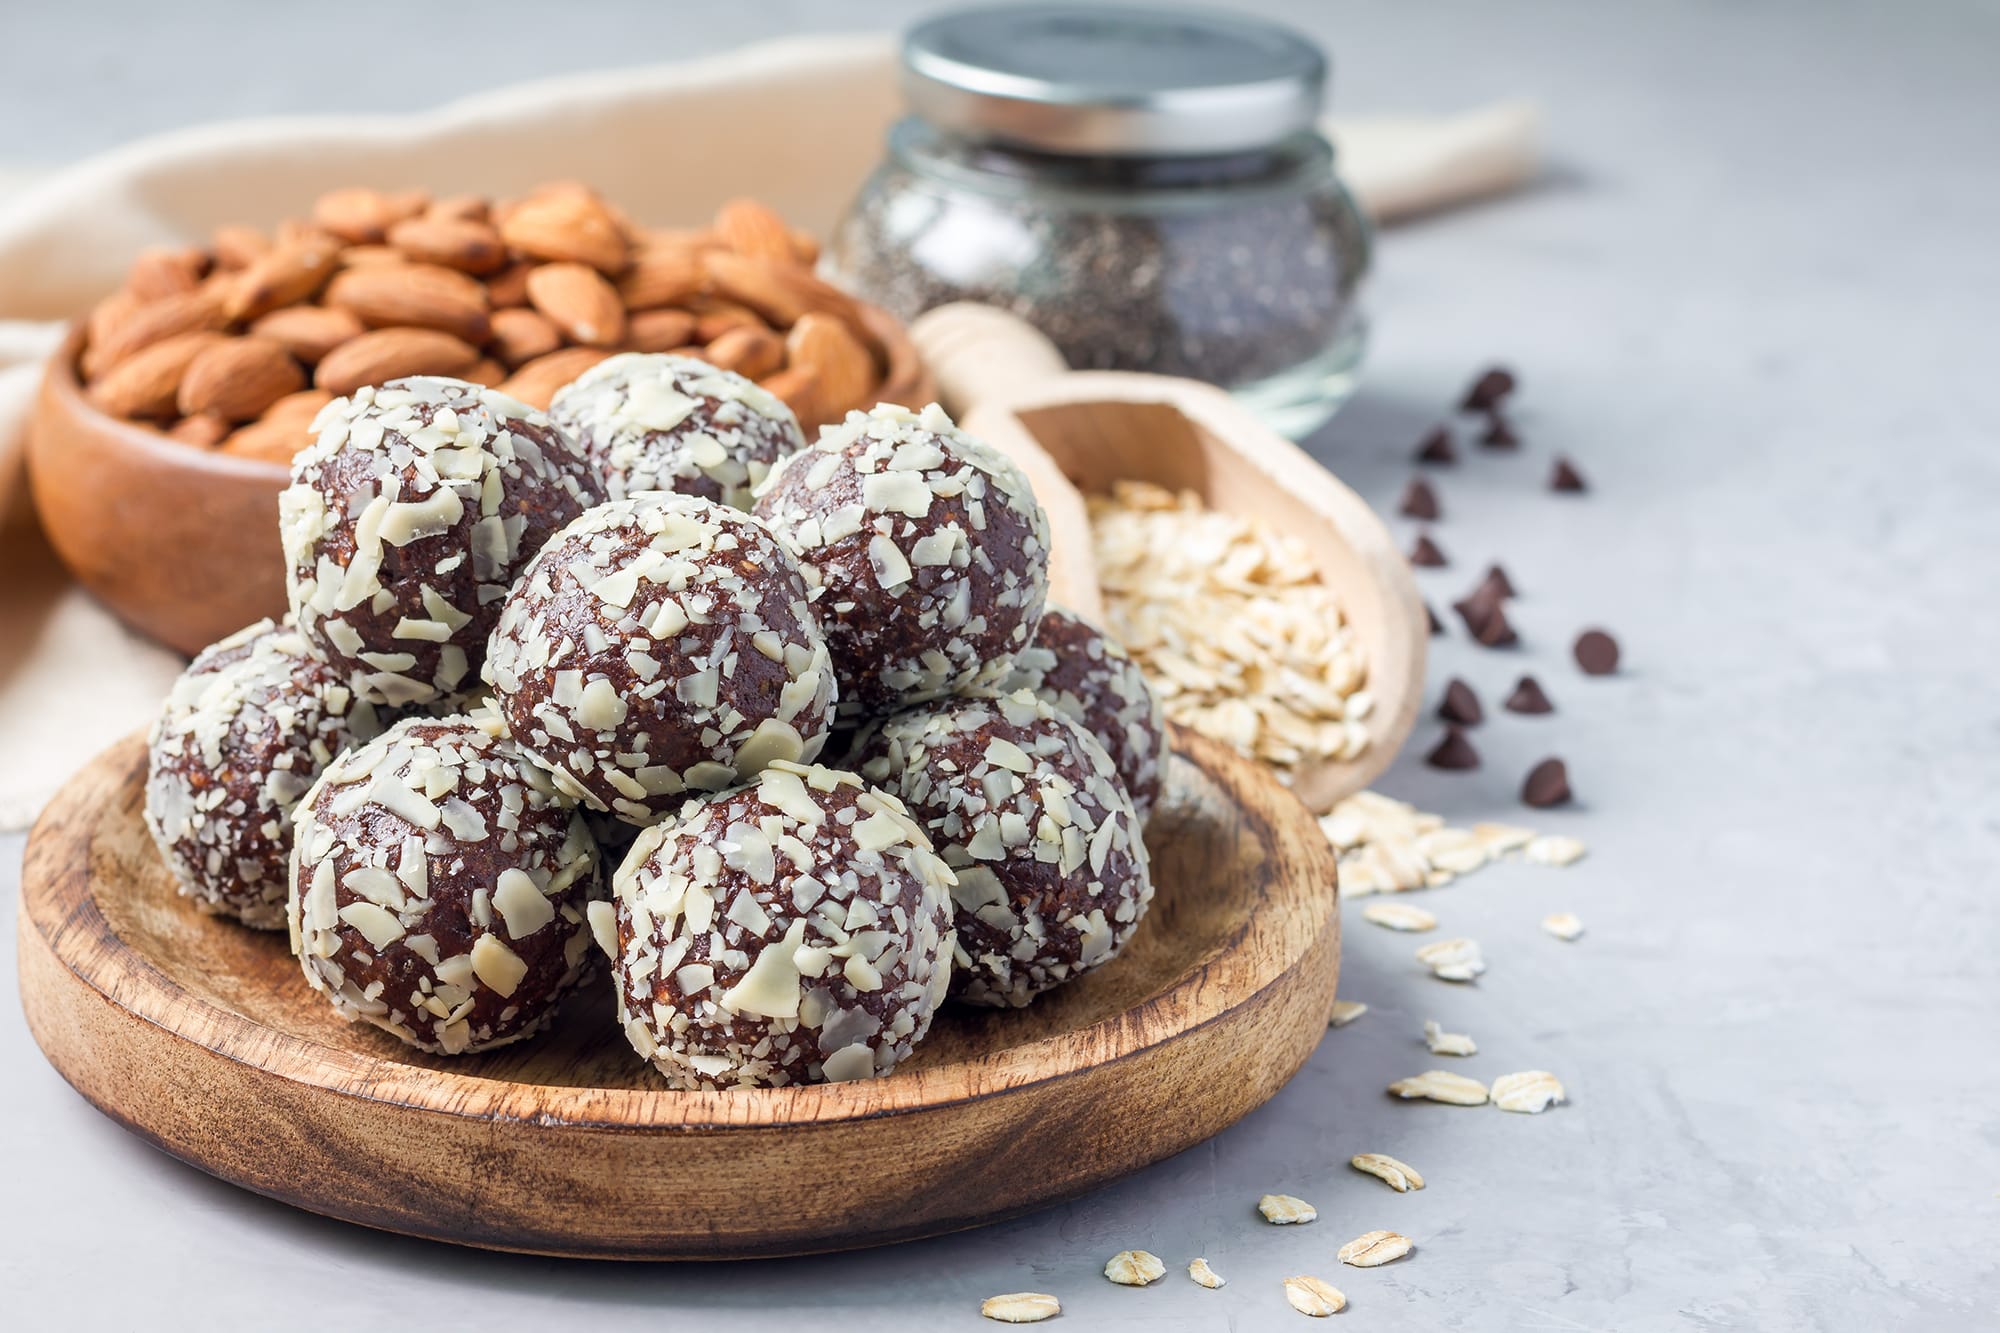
1472, 603, 1518, 648
1437, 678, 1483, 726
1415, 427, 1456, 465
1480, 415, 1520, 450
1410, 533, 1448, 568
1574, 628, 1620, 675
1522, 757, 1571, 807
1426, 602, 1444, 636
1400, 478, 1441, 521
1504, 675, 1554, 714
1478, 563, 1516, 601
1550, 456, 1587, 492
1459, 366, 1516, 413
1426, 726, 1481, 771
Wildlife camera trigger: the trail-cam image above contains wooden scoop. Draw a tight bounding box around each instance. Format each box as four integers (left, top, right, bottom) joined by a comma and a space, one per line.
909, 303, 1427, 810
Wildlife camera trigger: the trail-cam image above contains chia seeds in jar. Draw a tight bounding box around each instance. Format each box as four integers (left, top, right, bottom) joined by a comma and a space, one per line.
825, 4, 1372, 437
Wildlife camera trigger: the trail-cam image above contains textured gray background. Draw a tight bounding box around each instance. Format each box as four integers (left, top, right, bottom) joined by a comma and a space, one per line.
4, 1, 1997, 1328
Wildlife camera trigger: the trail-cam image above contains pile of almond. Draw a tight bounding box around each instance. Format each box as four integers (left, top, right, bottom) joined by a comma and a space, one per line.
76, 184, 889, 462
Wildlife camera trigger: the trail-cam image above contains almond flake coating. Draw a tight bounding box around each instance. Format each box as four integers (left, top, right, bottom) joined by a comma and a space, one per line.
1338, 1229, 1413, 1268
1283, 1275, 1347, 1316
146, 617, 384, 929
753, 402, 1050, 719
980, 1292, 1061, 1323
551, 352, 803, 508
1423, 1019, 1477, 1056
1259, 1192, 1318, 1224
1542, 911, 1585, 940
1416, 936, 1485, 982
1349, 1152, 1425, 1192
1104, 1250, 1166, 1286
1000, 605, 1169, 818
1188, 1257, 1225, 1288
1363, 901, 1436, 932
281, 376, 600, 706
1387, 1070, 1490, 1106
1328, 999, 1369, 1027
288, 713, 602, 1054
484, 491, 837, 825
609, 761, 955, 1089
1491, 1069, 1568, 1113
857, 690, 1152, 1007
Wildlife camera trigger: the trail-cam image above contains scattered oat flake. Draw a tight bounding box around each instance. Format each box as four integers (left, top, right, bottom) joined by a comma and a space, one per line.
1284, 1275, 1347, 1317
1338, 1230, 1414, 1268
1473, 822, 1536, 854
1363, 901, 1436, 932
1524, 834, 1587, 866
1542, 911, 1584, 941
1423, 1019, 1477, 1056
1104, 1249, 1167, 1286
1350, 1152, 1425, 1192
1416, 936, 1485, 981
1328, 999, 1369, 1027
1259, 1192, 1318, 1225
981, 1292, 1061, 1323
1388, 1070, 1490, 1105
1492, 1070, 1567, 1113
1188, 1257, 1225, 1289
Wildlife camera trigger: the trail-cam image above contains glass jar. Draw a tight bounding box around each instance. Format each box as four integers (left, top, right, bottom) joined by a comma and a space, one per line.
825, 5, 1371, 438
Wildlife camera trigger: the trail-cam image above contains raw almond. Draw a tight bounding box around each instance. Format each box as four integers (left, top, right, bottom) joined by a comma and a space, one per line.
250, 305, 365, 365
703, 325, 784, 379
338, 244, 407, 269
425, 194, 488, 223
86, 285, 230, 376
694, 301, 767, 342
788, 227, 821, 266
496, 346, 612, 410
623, 308, 697, 354
88, 331, 228, 419
786, 312, 875, 417
263, 388, 335, 423
759, 364, 823, 427
488, 307, 563, 369
312, 186, 417, 244
617, 248, 703, 310
220, 413, 314, 465
715, 197, 799, 265
325, 263, 491, 344
526, 262, 626, 347
500, 187, 629, 273
166, 413, 230, 448
386, 216, 507, 274
314, 327, 479, 396
486, 261, 534, 309
212, 224, 272, 271
462, 358, 507, 388
705, 250, 865, 331
176, 336, 305, 421
126, 248, 203, 301
227, 234, 341, 321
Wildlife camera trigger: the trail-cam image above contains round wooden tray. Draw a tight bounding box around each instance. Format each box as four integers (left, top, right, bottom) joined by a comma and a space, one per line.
17, 726, 1339, 1260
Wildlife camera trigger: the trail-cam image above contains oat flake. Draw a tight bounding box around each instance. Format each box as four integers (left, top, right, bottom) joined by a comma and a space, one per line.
1104, 1249, 1167, 1286
1492, 1070, 1567, 1113
981, 1292, 1061, 1323
1188, 1257, 1225, 1289
1259, 1192, 1318, 1225
1283, 1274, 1347, 1316
1363, 901, 1437, 932
1387, 1070, 1490, 1106
1328, 999, 1369, 1027
1338, 1229, 1413, 1268
1542, 911, 1584, 941
1350, 1152, 1425, 1192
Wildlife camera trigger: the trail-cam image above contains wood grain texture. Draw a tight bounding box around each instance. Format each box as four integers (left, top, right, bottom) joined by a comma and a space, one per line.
911, 304, 1428, 811
17, 725, 1339, 1260
25, 305, 931, 659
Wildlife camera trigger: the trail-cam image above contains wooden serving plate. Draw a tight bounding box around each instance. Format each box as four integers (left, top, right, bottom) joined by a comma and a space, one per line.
17, 726, 1338, 1260
26, 307, 933, 658
911, 304, 1427, 812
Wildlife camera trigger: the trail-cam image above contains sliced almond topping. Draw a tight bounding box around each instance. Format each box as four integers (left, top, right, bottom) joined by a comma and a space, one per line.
1491, 1070, 1567, 1113
1188, 1257, 1225, 1289
1328, 999, 1369, 1028
1387, 1070, 1490, 1106
1103, 1249, 1166, 1286
1423, 1019, 1477, 1057
1258, 1192, 1318, 1225
1283, 1275, 1347, 1316
1349, 1152, 1425, 1192
1363, 901, 1437, 932
1337, 1229, 1413, 1268
1542, 911, 1584, 941
979, 1292, 1061, 1324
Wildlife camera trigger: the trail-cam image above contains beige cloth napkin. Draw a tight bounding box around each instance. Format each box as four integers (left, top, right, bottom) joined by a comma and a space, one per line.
0, 34, 1540, 829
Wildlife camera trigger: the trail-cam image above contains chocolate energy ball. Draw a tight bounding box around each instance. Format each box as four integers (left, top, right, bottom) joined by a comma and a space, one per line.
604, 760, 956, 1089
484, 492, 839, 826
752, 402, 1051, 719
856, 689, 1152, 1008
145, 617, 385, 929
550, 352, 805, 508
289, 713, 602, 1055
1000, 606, 1168, 819
280, 376, 600, 708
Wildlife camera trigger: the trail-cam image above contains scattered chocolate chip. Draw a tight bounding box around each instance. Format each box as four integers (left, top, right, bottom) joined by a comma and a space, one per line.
1480, 415, 1520, 450
1415, 427, 1456, 465
1438, 678, 1483, 726
1410, 533, 1448, 567
1479, 563, 1516, 600
1426, 602, 1444, 636
1504, 675, 1554, 714
1522, 757, 1572, 808
1459, 366, 1516, 413
1426, 726, 1481, 771
1550, 456, 1587, 492
1574, 628, 1621, 675
1400, 478, 1441, 521
1472, 603, 1518, 648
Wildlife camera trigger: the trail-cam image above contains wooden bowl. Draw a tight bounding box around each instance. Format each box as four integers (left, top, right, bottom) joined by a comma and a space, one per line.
912, 304, 1428, 812
17, 725, 1339, 1260
25, 307, 934, 659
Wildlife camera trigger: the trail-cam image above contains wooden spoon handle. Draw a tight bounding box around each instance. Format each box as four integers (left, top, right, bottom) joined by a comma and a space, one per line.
908, 303, 1071, 418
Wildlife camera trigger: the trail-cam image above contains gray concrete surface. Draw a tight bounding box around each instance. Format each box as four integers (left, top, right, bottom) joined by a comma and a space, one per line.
4, 1, 1998, 1328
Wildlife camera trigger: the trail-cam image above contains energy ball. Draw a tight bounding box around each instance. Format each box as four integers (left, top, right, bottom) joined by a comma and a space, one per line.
484, 492, 838, 826
280, 376, 600, 708
145, 618, 384, 929
752, 402, 1050, 719
856, 689, 1152, 1007
605, 760, 956, 1089
1000, 606, 1169, 819
289, 713, 601, 1055
550, 352, 805, 508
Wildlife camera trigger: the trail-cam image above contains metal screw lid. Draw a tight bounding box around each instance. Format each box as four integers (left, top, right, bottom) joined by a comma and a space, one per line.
901, 4, 1327, 157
